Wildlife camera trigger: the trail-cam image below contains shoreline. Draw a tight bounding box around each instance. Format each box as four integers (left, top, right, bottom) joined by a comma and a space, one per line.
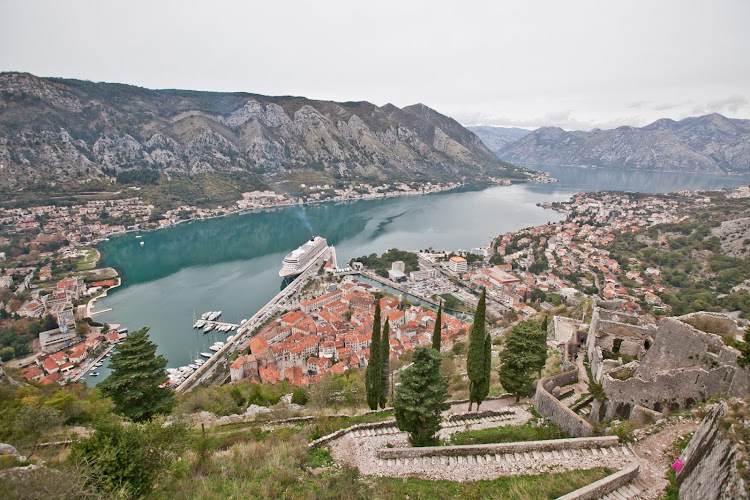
85, 180, 565, 321
88, 181, 475, 244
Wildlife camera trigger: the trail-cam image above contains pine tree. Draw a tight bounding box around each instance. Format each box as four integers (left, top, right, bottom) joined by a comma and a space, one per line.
513, 320, 548, 377
432, 301, 443, 351
99, 327, 175, 421
498, 324, 538, 402
467, 288, 488, 410
380, 319, 391, 408
394, 346, 450, 446
737, 326, 750, 368
365, 299, 381, 410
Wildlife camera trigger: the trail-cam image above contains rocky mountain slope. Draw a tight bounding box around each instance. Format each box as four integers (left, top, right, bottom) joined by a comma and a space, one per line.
466, 126, 531, 155
0, 73, 520, 189
494, 113, 750, 173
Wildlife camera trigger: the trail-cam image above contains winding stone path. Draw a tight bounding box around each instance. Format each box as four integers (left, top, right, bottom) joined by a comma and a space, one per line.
324, 402, 699, 500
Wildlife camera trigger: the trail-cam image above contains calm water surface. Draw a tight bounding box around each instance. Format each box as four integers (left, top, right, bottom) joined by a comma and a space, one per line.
89, 168, 747, 381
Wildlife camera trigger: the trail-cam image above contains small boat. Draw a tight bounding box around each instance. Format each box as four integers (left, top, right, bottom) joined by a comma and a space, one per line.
135, 235, 142, 239
90, 372, 100, 376
140, 241, 144, 246
203, 323, 214, 332
95, 362, 103, 367
209, 345, 221, 352
105, 354, 111, 357
201, 312, 210, 320
200, 352, 212, 358
189, 364, 198, 370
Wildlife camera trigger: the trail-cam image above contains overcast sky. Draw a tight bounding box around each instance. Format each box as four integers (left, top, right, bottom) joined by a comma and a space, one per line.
1, 0, 748, 131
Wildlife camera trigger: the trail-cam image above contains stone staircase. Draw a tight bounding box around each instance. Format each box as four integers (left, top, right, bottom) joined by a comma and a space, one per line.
441, 411, 516, 429
350, 425, 401, 438
560, 392, 580, 408
371, 438, 639, 480
600, 475, 647, 499
556, 463, 646, 500
347, 412, 518, 438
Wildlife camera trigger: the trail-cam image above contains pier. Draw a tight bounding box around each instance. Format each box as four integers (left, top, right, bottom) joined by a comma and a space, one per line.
194, 320, 240, 332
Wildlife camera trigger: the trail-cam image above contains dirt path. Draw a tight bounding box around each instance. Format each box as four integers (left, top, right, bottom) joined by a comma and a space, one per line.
629, 419, 699, 499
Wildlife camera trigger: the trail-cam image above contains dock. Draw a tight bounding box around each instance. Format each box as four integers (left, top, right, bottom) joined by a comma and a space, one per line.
195, 320, 239, 332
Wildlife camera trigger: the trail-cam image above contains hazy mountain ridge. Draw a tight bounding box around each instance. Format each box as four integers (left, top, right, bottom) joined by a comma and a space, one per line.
466, 126, 531, 155
0, 73, 519, 188
492, 113, 750, 173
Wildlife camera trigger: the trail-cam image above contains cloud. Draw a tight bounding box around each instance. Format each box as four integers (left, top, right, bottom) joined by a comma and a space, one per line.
691, 94, 749, 115
652, 102, 684, 111
627, 100, 650, 109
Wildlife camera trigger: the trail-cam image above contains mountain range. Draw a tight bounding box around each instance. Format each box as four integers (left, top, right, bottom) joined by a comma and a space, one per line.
0, 73, 520, 189
471, 114, 750, 173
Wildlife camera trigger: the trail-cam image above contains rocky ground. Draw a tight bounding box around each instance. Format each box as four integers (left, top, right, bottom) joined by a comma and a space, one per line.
712, 214, 750, 259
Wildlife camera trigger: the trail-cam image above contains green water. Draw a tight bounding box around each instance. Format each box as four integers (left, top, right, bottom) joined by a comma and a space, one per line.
90, 170, 747, 380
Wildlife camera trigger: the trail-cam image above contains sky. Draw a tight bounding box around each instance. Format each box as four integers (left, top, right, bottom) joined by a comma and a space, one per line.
1, 0, 749, 131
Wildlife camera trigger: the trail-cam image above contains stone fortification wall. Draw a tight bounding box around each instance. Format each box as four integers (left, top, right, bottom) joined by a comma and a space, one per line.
601, 364, 736, 420
587, 307, 655, 382
595, 314, 750, 422
557, 464, 640, 500
596, 320, 653, 338
636, 315, 738, 376
676, 401, 748, 499
377, 436, 619, 459
534, 369, 593, 437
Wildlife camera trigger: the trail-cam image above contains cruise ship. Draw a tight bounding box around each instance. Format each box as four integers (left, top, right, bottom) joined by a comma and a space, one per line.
279, 236, 328, 278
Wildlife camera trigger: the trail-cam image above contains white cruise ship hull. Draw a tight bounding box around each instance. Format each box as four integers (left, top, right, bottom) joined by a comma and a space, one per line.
279, 236, 328, 278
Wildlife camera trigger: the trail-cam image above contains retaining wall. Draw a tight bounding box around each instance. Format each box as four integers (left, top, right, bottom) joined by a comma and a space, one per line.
557, 463, 639, 500
533, 369, 593, 437
308, 419, 397, 449
377, 436, 619, 459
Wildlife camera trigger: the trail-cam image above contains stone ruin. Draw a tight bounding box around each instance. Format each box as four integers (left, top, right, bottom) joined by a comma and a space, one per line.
590, 311, 750, 422
587, 305, 656, 384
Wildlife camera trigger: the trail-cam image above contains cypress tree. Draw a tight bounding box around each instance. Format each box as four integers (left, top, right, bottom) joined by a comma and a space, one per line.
99, 327, 175, 421
467, 288, 487, 411
394, 346, 450, 446
365, 299, 381, 410
379, 319, 391, 408
432, 301, 443, 351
